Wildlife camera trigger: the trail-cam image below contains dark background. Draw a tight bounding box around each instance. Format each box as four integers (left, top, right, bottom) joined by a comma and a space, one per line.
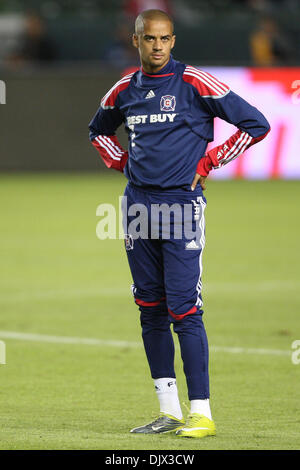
0, 0, 299, 170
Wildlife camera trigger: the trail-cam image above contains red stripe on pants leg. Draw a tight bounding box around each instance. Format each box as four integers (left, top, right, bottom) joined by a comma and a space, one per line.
135, 297, 165, 307
168, 305, 197, 321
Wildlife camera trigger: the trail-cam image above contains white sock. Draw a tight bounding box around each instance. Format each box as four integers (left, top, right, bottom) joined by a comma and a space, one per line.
190, 399, 212, 420
154, 378, 183, 420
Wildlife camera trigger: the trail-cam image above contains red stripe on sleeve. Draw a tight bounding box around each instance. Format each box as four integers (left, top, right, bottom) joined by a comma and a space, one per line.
101, 74, 133, 109
183, 66, 230, 98
197, 128, 270, 177
92, 135, 128, 172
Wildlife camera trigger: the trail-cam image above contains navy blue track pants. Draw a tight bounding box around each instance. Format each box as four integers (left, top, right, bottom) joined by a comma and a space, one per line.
122, 182, 210, 399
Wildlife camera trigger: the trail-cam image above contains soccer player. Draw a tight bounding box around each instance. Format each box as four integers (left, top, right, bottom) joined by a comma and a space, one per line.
89, 9, 270, 438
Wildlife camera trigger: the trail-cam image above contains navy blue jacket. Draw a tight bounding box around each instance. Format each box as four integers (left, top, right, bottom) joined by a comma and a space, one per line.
89, 57, 270, 188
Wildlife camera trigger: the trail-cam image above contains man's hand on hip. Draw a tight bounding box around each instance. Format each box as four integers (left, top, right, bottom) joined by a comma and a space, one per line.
191, 174, 207, 191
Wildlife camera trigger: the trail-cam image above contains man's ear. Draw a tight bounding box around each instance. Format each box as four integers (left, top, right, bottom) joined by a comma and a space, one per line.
132, 34, 139, 49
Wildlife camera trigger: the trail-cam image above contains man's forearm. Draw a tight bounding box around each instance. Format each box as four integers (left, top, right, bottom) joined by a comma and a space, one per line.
91, 134, 128, 173
197, 127, 270, 177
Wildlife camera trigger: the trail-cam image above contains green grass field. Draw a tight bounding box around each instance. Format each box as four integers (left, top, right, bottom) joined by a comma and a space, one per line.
0, 173, 299, 450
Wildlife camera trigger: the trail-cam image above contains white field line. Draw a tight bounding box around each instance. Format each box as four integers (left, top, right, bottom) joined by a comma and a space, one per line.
0, 330, 141, 349
0, 280, 299, 303
0, 330, 291, 357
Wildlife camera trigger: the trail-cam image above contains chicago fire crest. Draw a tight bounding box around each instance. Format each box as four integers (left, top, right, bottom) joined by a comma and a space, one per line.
160, 95, 176, 112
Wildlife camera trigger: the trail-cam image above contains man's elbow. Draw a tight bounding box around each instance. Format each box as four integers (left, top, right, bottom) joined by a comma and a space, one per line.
89, 127, 97, 142
260, 116, 271, 136
253, 119, 271, 144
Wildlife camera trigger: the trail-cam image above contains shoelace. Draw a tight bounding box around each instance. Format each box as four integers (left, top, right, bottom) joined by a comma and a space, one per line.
185, 413, 205, 428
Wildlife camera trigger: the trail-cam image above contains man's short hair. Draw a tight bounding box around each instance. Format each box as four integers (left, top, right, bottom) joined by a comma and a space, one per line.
135, 9, 174, 35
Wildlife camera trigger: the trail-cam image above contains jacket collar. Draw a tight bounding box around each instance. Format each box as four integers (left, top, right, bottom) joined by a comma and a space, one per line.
141, 56, 175, 77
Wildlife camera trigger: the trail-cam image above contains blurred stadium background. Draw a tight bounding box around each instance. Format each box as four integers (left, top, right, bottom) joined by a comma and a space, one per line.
0, 0, 300, 172
0, 0, 300, 451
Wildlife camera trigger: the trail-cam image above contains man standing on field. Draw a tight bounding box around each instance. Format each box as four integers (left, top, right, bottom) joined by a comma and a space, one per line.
89, 9, 270, 438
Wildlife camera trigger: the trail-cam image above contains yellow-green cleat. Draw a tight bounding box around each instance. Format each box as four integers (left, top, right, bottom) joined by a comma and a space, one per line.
130, 412, 185, 434
175, 413, 216, 438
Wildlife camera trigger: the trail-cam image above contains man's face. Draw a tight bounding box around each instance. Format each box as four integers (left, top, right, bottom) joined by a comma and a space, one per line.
133, 19, 175, 73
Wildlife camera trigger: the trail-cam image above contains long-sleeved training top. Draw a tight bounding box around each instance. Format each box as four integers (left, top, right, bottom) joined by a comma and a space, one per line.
89, 56, 270, 189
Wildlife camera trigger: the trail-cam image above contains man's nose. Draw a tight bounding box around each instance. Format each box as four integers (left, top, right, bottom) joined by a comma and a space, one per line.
153, 39, 163, 50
